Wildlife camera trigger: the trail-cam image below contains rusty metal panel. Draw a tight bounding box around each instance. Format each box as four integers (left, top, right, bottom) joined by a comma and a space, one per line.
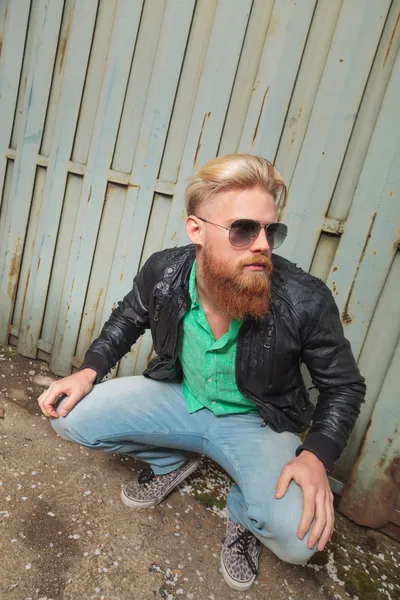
339, 337, 400, 528
335, 252, 400, 484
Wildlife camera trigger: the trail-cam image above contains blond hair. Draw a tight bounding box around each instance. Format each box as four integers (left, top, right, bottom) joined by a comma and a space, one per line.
185, 154, 287, 216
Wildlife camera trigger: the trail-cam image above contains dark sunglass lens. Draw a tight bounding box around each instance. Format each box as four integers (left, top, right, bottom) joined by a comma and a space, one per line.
268, 223, 288, 249
229, 219, 260, 246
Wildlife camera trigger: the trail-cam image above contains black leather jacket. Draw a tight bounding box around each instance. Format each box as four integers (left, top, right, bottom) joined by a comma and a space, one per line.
81, 245, 366, 473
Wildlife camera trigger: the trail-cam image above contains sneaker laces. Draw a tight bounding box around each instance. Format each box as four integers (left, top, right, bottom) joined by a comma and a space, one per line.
228, 529, 258, 575
138, 468, 156, 485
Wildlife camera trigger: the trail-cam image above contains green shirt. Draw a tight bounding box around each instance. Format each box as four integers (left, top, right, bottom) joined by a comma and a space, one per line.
178, 260, 257, 415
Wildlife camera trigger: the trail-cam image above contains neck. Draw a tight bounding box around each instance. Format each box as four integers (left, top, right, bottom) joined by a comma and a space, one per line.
195, 259, 223, 316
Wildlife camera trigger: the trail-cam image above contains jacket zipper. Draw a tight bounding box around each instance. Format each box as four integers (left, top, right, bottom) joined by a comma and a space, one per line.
264, 316, 275, 388
145, 294, 188, 374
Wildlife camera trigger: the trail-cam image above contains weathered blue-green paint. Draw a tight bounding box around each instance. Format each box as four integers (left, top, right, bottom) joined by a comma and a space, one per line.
0, 0, 399, 527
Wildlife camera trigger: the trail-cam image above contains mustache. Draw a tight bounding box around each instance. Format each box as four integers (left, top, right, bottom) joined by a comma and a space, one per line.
239, 256, 273, 268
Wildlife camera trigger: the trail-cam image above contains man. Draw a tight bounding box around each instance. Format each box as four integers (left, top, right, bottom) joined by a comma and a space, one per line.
38, 154, 365, 591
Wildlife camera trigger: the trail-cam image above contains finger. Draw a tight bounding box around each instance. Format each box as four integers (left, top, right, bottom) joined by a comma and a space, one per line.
307, 490, 327, 549
297, 487, 317, 540
41, 386, 63, 418
58, 393, 81, 417
317, 492, 335, 551
275, 466, 293, 498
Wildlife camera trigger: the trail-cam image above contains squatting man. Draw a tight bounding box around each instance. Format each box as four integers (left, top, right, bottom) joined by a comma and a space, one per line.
39, 154, 365, 591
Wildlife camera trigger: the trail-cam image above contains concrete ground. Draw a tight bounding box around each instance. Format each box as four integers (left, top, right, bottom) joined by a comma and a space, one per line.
1, 345, 399, 600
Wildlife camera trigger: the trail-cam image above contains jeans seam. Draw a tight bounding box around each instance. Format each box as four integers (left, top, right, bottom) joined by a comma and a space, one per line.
94, 431, 209, 444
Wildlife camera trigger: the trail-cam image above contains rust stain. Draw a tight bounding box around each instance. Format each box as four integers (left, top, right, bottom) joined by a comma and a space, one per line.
87, 185, 92, 203
383, 11, 400, 66
146, 343, 154, 366
193, 112, 211, 168
59, 23, 70, 72
37, 257, 41, 270
21, 268, 31, 317
119, 272, 124, 282
341, 212, 377, 325
332, 281, 337, 296
7, 238, 22, 298
389, 190, 394, 197
252, 87, 269, 147
332, 266, 338, 272
340, 457, 400, 528
88, 288, 104, 341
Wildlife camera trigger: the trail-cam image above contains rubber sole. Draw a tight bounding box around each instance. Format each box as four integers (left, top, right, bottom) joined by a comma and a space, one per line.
120, 457, 201, 509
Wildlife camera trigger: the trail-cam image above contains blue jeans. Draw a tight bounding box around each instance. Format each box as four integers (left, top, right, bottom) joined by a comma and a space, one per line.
51, 376, 317, 564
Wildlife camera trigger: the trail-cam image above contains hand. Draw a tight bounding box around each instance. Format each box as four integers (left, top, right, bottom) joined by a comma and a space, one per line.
37, 368, 97, 419
274, 450, 334, 552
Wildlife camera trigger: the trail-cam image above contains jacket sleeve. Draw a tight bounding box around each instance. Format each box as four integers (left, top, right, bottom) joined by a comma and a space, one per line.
79, 259, 153, 383
296, 291, 366, 474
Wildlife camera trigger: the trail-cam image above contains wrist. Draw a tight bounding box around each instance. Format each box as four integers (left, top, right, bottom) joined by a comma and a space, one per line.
78, 368, 97, 384
297, 449, 325, 467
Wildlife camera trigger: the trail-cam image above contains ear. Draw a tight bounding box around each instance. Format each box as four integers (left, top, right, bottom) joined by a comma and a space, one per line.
186, 215, 204, 246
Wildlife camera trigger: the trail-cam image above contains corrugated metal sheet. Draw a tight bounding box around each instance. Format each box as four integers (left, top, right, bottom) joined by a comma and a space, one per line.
0, 0, 399, 528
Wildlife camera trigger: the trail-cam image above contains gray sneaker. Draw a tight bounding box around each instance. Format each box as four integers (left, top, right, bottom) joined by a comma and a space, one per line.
121, 456, 200, 509
221, 516, 261, 591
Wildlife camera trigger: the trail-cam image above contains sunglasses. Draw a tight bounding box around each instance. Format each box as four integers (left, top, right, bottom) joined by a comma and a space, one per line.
197, 217, 288, 249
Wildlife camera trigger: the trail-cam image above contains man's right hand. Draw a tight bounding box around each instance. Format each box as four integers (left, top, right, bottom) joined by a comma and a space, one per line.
38, 368, 97, 419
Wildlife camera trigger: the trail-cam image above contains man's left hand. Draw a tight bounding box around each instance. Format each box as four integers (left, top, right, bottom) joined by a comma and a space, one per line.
274, 450, 334, 552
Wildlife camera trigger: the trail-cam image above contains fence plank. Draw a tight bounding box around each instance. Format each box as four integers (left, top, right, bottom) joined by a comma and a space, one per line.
0, 0, 30, 213
17, 0, 98, 358
280, 0, 391, 269
164, 0, 253, 248
325, 51, 400, 360
0, 0, 64, 343
238, 0, 316, 158
103, 0, 196, 378
50, 0, 144, 375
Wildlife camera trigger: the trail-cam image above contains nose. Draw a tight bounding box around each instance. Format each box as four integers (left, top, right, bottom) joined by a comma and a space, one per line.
250, 225, 271, 254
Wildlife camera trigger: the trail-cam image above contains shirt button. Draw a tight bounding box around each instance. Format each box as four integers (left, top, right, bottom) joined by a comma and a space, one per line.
212, 401, 216, 405
166, 267, 173, 274
207, 378, 213, 383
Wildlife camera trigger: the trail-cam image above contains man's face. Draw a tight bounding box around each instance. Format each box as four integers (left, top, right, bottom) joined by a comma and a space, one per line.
188, 186, 278, 319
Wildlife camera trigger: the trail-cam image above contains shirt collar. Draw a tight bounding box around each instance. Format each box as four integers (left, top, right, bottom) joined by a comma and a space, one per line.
189, 259, 199, 306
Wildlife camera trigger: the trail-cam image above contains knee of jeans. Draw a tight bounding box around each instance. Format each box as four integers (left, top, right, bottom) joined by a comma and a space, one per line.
246, 483, 317, 564
50, 415, 69, 439
273, 534, 317, 565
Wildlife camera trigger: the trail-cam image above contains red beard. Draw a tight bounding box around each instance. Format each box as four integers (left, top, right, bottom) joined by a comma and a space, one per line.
202, 248, 272, 319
